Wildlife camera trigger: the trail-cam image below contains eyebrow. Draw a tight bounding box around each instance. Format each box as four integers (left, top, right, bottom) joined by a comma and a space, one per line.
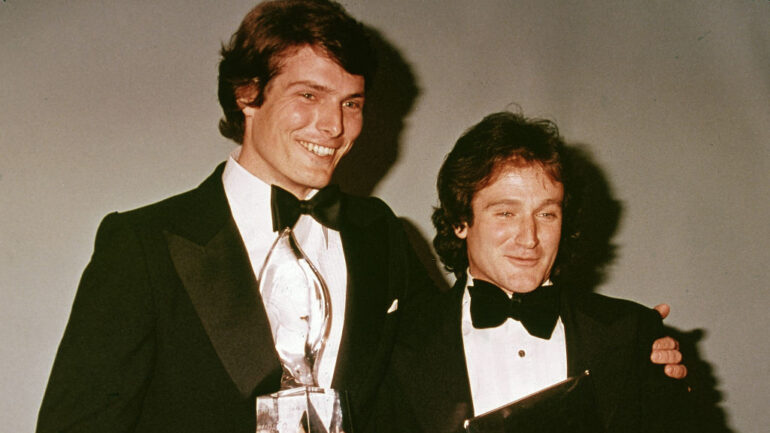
288, 80, 365, 99
484, 199, 522, 210
540, 198, 563, 207
483, 198, 562, 210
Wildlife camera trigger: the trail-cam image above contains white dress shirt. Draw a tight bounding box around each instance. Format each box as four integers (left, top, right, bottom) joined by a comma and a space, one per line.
222, 148, 347, 388
461, 271, 567, 416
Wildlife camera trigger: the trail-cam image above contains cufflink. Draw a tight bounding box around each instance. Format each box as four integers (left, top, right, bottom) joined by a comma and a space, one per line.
386, 299, 399, 314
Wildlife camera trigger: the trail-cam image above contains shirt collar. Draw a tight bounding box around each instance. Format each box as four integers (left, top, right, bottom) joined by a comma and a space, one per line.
222, 147, 330, 244
222, 147, 273, 229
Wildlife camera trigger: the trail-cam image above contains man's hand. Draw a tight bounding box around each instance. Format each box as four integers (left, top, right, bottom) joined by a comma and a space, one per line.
652, 304, 688, 379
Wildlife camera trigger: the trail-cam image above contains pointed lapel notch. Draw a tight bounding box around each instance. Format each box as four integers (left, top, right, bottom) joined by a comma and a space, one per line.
166, 222, 281, 398
164, 165, 281, 398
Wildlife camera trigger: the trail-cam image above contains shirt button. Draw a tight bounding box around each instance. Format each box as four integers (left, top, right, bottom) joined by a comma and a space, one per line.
518, 350, 526, 358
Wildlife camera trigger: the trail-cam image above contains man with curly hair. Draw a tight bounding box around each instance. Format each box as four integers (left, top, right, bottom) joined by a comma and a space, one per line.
380, 111, 691, 432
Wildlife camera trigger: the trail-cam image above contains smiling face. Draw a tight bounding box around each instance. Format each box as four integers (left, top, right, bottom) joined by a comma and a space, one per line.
455, 163, 564, 294
238, 45, 365, 198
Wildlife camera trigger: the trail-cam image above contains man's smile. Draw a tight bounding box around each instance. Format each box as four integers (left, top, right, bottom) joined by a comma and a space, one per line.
299, 139, 336, 157
505, 255, 541, 267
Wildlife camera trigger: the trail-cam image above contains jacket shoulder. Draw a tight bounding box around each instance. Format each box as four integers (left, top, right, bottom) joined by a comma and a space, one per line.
99, 164, 229, 242
341, 193, 398, 225
567, 291, 660, 325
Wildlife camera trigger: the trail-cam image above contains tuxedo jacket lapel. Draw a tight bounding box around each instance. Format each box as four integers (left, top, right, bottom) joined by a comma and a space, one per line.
165, 171, 408, 412
560, 291, 636, 429
165, 164, 281, 398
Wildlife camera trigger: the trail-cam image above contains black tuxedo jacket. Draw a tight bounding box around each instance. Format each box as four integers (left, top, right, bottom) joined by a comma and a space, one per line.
376, 276, 691, 433
37, 164, 434, 433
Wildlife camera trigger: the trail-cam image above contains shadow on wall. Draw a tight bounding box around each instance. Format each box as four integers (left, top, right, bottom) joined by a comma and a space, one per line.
552, 144, 622, 293
402, 141, 733, 432
332, 27, 420, 196
666, 328, 735, 433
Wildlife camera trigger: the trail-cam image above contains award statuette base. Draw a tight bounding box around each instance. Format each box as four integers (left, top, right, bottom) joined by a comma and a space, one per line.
256, 387, 352, 433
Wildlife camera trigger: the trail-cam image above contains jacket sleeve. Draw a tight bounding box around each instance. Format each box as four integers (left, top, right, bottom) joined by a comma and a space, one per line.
37, 213, 157, 433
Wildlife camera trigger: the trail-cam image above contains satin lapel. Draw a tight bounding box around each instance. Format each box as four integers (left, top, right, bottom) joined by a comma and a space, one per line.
560, 292, 635, 429
164, 165, 281, 398
331, 205, 392, 397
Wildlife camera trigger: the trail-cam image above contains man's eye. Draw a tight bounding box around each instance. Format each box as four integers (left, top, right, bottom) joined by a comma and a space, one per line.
498, 211, 513, 217
301, 92, 314, 99
343, 100, 362, 109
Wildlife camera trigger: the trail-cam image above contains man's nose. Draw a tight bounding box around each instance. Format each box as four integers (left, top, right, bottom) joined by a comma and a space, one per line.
514, 216, 538, 248
317, 103, 343, 137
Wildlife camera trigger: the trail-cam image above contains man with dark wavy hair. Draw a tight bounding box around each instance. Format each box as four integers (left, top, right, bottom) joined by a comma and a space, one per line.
383, 111, 690, 432
216, 0, 376, 144
37, 2, 428, 432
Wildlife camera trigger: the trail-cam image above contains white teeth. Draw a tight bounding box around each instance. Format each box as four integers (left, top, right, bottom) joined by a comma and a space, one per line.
300, 140, 335, 157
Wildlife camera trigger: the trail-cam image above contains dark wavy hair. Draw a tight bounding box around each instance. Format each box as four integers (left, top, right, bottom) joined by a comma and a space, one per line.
217, 0, 376, 143
432, 111, 574, 279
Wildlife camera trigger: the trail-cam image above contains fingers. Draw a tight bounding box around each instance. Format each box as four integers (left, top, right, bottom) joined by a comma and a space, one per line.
651, 349, 682, 365
664, 364, 688, 379
652, 336, 679, 351
650, 308, 688, 380
654, 303, 670, 319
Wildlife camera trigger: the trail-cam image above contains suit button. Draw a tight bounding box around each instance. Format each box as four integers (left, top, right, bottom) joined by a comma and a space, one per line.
518, 350, 526, 357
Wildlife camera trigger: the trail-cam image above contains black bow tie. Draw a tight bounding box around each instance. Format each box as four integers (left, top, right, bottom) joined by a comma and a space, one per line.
469, 279, 560, 340
270, 184, 343, 231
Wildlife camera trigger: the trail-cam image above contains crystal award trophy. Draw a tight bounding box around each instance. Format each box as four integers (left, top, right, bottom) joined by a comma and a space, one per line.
255, 227, 352, 433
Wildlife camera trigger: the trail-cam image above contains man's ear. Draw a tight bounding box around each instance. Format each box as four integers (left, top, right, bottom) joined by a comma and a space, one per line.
454, 223, 468, 239
236, 81, 259, 114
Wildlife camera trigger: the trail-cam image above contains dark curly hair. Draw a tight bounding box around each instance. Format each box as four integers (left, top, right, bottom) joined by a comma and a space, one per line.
432, 111, 570, 278
217, 0, 376, 143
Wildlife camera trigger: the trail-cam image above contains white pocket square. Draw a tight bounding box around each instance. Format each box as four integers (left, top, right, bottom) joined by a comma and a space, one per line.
386, 299, 399, 314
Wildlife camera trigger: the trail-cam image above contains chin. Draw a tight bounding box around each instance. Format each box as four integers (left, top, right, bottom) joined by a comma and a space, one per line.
510, 286, 540, 294
504, 276, 545, 293
309, 168, 335, 185
313, 178, 333, 189
297, 174, 332, 190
